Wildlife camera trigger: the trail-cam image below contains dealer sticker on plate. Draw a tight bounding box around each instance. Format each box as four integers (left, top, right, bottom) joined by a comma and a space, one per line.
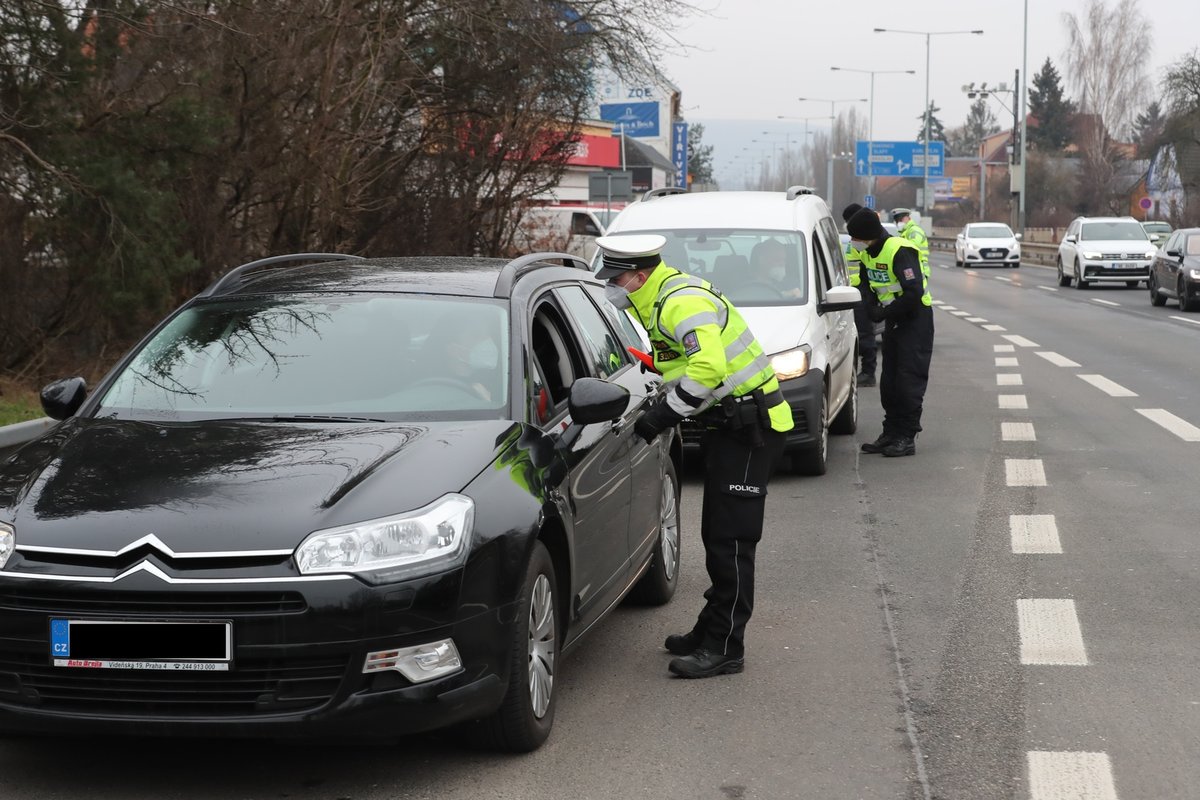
50, 618, 232, 671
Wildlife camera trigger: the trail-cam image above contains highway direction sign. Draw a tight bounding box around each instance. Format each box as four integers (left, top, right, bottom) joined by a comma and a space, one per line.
855, 141, 945, 177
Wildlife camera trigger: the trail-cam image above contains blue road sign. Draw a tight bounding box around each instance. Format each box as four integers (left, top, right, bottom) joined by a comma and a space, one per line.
671, 122, 689, 188
600, 101, 660, 138
855, 140, 944, 177
864, 194, 875, 210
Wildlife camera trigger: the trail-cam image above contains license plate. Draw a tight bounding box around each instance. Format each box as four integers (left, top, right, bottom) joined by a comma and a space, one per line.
1110, 262, 1136, 269
50, 618, 232, 671
983, 249, 1002, 258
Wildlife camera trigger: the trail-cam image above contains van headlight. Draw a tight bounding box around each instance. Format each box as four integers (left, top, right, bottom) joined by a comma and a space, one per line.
771, 345, 811, 380
296, 494, 474, 583
0, 522, 13, 569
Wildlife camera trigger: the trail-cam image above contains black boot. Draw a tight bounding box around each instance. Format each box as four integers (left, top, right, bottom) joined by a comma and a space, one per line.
860, 433, 897, 454
668, 648, 745, 678
881, 436, 916, 457
664, 631, 702, 656
857, 371, 876, 387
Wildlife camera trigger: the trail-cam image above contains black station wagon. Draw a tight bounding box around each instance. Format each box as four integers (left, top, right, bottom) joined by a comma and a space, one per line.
0, 252, 682, 752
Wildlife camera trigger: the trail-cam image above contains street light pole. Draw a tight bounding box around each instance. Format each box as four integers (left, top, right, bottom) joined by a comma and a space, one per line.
1018, 0, 1029, 235
797, 97, 867, 205
830, 67, 916, 200
875, 27, 984, 218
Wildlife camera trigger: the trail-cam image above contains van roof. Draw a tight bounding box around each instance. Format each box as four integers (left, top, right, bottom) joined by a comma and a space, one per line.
608, 191, 826, 232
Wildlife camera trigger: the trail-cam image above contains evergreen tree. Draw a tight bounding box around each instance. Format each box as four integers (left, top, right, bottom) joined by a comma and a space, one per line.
1028, 57, 1077, 151
1131, 101, 1165, 158
949, 97, 1002, 157
916, 101, 948, 144
687, 123, 715, 186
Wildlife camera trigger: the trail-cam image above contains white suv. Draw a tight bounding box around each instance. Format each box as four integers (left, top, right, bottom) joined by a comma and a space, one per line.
1057, 216, 1157, 289
600, 186, 861, 475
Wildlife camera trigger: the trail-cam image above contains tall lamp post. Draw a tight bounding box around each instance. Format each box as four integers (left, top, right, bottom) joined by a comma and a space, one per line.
797, 97, 867, 205
873, 27, 984, 218
962, 79, 1017, 219
830, 67, 916, 199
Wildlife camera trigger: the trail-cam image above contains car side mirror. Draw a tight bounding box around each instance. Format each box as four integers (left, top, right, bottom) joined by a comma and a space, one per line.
956, 233, 964, 239
1065, 234, 1077, 243
1014, 233, 1023, 240
567, 377, 629, 425
40, 377, 87, 420
818, 285, 861, 315
1167, 249, 1182, 259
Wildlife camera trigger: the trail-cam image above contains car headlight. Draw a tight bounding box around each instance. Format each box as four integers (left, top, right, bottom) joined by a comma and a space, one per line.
295, 494, 474, 583
0, 522, 13, 569
1082, 252, 1103, 260
1143, 252, 1156, 260
771, 345, 811, 380
1190, 269, 1200, 281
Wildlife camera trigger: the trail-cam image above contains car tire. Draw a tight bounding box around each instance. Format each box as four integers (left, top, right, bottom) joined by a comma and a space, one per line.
1074, 260, 1088, 290
829, 368, 858, 435
628, 458, 681, 606
954, 253, 963, 267
472, 541, 559, 752
791, 391, 827, 476
1057, 259, 1071, 287
1181, 278, 1198, 312
1150, 274, 1167, 306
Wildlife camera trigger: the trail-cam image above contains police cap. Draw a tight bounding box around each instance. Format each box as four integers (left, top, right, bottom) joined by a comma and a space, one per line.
890, 207, 913, 223
594, 234, 667, 280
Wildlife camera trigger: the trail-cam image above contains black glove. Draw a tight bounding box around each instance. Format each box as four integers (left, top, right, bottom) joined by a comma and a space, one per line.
866, 302, 887, 323
634, 399, 685, 444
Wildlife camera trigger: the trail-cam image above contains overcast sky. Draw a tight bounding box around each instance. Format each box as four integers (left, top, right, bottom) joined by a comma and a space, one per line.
655, 0, 1196, 188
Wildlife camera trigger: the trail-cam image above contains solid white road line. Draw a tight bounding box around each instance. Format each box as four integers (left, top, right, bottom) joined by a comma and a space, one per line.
1036, 351, 1080, 368
994, 344, 1016, 352
1136, 408, 1200, 442
1017, 599, 1088, 665
951, 310, 971, 316
1002, 421, 1036, 441
1170, 315, 1200, 326
1078, 374, 1137, 397
1090, 298, 1120, 307
1006, 458, 1046, 486
1038, 285, 1059, 292
997, 373, 1024, 386
1010, 514, 1060, 553
967, 317, 988, 322
999, 394, 1028, 409
1003, 335, 1040, 347
982, 324, 1007, 331
995, 357, 1019, 367
1027, 751, 1118, 800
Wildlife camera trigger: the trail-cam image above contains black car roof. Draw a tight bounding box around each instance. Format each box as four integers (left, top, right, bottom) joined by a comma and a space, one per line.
203, 254, 594, 300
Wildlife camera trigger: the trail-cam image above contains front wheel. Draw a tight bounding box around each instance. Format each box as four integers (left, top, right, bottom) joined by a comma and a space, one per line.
1150, 274, 1166, 306
1074, 261, 1089, 290
628, 458, 681, 606
1057, 259, 1071, 287
791, 392, 828, 475
829, 368, 858, 435
473, 541, 559, 752
1181, 278, 1199, 312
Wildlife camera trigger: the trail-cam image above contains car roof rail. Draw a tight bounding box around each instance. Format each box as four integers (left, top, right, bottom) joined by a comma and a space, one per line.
202, 253, 365, 296
785, 185, 817, 201
495, 252, 591, 297
642, 186, 688, 202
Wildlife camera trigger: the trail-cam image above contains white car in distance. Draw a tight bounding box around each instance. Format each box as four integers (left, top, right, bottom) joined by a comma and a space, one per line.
954, 222, 1022, 268
1056, 216, 1157, 289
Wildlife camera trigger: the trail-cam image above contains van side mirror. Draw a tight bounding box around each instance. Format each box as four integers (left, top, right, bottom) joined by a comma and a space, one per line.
818, 285, 861, 314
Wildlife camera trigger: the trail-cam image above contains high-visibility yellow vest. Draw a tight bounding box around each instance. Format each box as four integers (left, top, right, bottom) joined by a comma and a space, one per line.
627, 264, 794, 433
846, 241, 864, 287
859, 238, 932, 307
900, 220, 930, 277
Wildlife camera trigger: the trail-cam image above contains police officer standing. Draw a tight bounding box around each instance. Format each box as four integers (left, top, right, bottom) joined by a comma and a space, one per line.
594, 234, 793, 679
891, 207, 930, 278
846, 208, 934, 457
842, 203, 878, 387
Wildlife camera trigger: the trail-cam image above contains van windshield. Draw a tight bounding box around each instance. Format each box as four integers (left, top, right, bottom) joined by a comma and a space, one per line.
620, 229, 809, 307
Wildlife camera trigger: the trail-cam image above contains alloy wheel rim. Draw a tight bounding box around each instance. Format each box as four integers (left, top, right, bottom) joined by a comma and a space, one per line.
660, 472, 680, 581
527, 574, 555, 719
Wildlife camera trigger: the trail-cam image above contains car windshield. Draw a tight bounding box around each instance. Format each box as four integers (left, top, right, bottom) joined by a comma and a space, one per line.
98, 295, 510, 422
1143, 222, 1172, 233
618, 229, 809, 307
969, 225, 1013, 238
1081, 221, 1149, 241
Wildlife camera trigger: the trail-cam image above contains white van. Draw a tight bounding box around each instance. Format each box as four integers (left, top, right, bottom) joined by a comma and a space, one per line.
513, 206, 613, 260
600, 187, 861, 475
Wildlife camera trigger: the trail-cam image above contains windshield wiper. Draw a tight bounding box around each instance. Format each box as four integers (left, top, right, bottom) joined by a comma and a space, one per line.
268, 414, 387, 423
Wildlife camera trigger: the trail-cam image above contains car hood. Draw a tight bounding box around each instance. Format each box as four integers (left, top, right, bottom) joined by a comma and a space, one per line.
0, 417, 519, 552
739, 306, 813, 356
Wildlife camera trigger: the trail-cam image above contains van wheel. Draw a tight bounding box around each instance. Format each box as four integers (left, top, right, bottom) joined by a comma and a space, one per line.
829, 371, 857, 435
791, 393, 827, 475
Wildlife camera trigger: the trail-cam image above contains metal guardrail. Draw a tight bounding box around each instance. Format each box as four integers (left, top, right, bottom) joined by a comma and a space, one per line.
0, 416, 56, 462
929, 236, 1059, 266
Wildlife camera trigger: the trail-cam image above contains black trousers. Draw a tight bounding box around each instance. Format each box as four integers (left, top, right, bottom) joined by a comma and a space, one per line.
853, 301, 878, 375
690, 425, 785, 658
879, 305, 935, 438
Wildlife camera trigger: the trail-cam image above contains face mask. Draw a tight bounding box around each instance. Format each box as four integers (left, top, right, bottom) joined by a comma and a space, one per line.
851, 240, 868, 251
605, 283, 632, 310
768, 267, 785, 282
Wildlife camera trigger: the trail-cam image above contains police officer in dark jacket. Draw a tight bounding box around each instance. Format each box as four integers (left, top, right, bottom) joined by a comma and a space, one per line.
845, 207, 934, 457
842, 203, 879, 387
595, 234, 793, 678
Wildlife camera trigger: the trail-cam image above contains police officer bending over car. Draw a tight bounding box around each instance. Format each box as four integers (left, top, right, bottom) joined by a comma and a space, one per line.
595, 234, 793, 679
846, 208, 934, 457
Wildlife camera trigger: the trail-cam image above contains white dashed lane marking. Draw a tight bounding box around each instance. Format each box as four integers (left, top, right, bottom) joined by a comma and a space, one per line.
994, 344, 1016, 353
1002, 422, 1036, 441
1170, 315, 1200, 326
1003, 335, 1040, 347
1027, 751, 1118, 800
940, 305, 958, 311
995, 276, 1013, 283
1036, 351, 1080, 368
995, 357, 1019, 367
997, 374, 1024, 386
982, 324, 1007, 331
1078, 374, 1137, 397
1136, 409, 1200, 442
966, 317, 988, 323
1090, 298, 1120, 307
999, 394, 1028, 409
1018, 599, 1088, 665
1037, 285, 1059, 292
1010, 514, 1061, 554
951, 310, 971, 316
1006, 458, 1046, 486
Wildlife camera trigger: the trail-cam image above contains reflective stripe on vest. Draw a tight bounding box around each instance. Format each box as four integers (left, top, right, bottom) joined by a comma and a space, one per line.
860, 237, 932, 307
